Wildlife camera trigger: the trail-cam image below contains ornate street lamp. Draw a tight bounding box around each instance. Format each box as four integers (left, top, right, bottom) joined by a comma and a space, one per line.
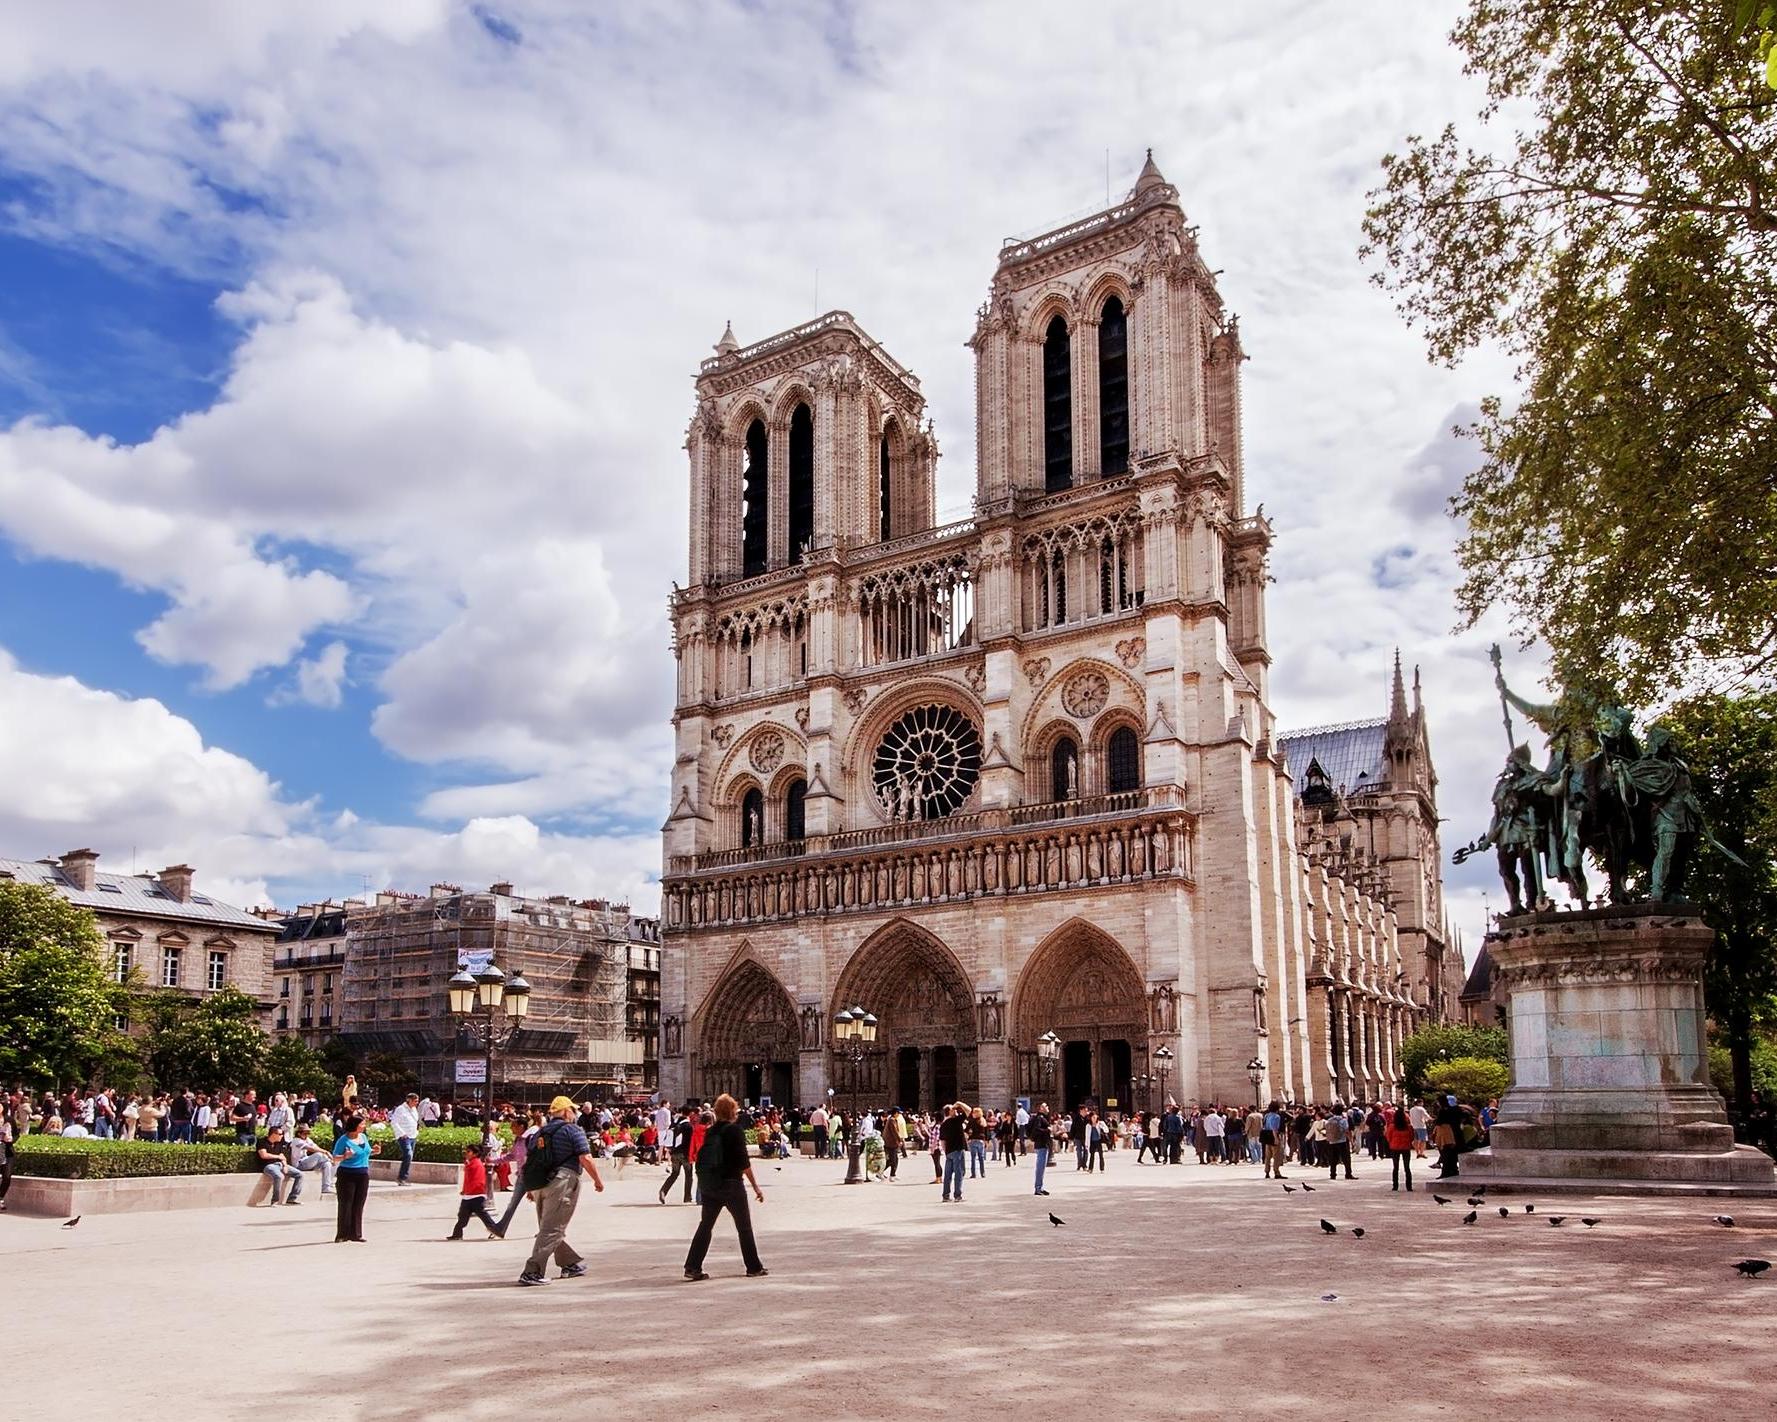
1133, 1071, 1155, 1111
1036, 1030, 1060, 1095
833, 1005, 878, 1185
447, 960, 530, 1117
1153, 1044, 1174, 1109
1246, 1055, 1265, 1100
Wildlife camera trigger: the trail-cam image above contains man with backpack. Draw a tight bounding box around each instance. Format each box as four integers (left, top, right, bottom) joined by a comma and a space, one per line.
683, 1093, 767, 1280
518, 1095, 605, 1287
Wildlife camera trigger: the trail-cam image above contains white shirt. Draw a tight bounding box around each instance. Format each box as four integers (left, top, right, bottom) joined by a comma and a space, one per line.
1203, 1112, 1225, 1138
419, 1098, 440, 1125
1014, 1107, 1030, 1127
193, 1104, 213, 1129
1408, 1104, 1429, 1130
62, 1123, 90, 1138
389, 1103, 421, 1139
652, 1106, 671, 1136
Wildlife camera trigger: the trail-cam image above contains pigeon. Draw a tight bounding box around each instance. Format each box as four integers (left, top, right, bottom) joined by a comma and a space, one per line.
1048, 1213, 1066, 1228
1581, 1218, 1601, 1228
1319, 1218, 1338, 1234
1548, 1216, 1567, 1227
1463, 1210, 1477, 1225
1473, 1184, 1487, 1195
1432, 1194, 1451, 1205
1714, 1215, 1735, 1228
1732, 1259, 1771, 1278
1301, 1183, 1316, 1193
1525, 1205, 1535, 1214
61, 1216, 80, 1229
1351, 1227, 1365, 1239
1281, 1184, 1295, 1194
1498, 1207, 1510, 1218
1466, 1197, 1483, 1207
1320, 1293, 1339, 1301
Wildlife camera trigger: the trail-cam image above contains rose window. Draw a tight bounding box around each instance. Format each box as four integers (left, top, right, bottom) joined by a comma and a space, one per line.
872, 703, 982, 821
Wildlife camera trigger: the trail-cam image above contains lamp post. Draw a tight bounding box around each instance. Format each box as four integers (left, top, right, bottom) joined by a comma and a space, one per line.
1153, 1044, 1174, 1109
447, 960, 530, 1118
1246, 1055, 1265, 1103
1036, 1030, 1060, 1102
1133, 1071, 1155, 1111
833, 1005, 877, 1185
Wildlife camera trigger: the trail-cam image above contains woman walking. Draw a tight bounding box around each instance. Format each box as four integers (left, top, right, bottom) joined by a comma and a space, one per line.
330, 1113, 379, 1242
1385, 1102, 1416, 1191
968, 1107, 989, 1179
683, 1094, 767, 1280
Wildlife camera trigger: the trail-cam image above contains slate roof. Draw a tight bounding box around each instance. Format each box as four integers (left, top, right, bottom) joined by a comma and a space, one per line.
277, 907, 349, 942
0, 857, 273, 933
1276, 718, 1389, 801
1460, 942, 1495, 1003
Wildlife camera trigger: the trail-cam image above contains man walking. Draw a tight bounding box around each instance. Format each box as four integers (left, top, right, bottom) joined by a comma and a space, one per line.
1323, 1104, 1355, 1180
809, 1103, 829, 1161
1027, 1102, 1053, 1196
939, 1103, 969, 1202
659, 1107, 694, 1204
389, 1092, 422, 1186
519, 1095, 605, 1286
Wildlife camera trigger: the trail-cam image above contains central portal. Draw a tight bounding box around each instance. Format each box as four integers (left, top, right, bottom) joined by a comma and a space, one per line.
831, 920, 979, 1111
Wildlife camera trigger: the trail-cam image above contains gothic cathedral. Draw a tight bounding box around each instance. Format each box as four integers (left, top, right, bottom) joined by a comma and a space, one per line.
660, 154, 1449, 1114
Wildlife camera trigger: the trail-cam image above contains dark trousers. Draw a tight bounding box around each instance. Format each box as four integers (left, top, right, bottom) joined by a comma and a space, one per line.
0, 1139, 12, 1200
1167, 1136, 1182, 1164
885, 1143, 899, 1178
660, 1152, 693, 1201
450, 1195, 499, 1236
1327, 1142, 1354, 1179
1437, 1143, 1461, 1177
812, 1127, 828, 1158
684, 1178, 763, 1274
334, 1168, 369, 1241
1088, 1141, 1105, 1172
1001, 1139, 1017, 1166
1390, 1147, 1414, 1189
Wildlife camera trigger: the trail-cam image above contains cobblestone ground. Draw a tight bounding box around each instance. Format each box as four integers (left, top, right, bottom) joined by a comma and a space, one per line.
2, 1149, 1774, 1421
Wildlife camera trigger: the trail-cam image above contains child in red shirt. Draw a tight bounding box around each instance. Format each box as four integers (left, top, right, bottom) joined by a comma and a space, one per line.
446, 1145, 501, 1239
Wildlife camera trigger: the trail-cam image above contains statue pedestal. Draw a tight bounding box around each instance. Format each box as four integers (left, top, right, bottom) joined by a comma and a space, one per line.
1465, 905, 1775, 1195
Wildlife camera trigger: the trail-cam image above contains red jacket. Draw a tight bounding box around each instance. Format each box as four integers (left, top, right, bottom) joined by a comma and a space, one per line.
460, 1154, 488, 1196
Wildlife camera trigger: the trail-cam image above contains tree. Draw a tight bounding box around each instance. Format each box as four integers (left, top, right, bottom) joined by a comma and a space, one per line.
1663, 690, 1777, 1110
1399, 1023, 1510, 1097
356, 1050, 416, 1106
255, 1037, 339, 1102
1363, 2, 1777, 702
1424, 1055, 1513, 1103
0, 882, 128, 1087
144, 986, 267, 1092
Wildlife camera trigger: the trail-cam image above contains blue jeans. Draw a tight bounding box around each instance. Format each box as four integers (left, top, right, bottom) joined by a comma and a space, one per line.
1248, 1138, 1263, 1163
942, 1150, 966, 1200
1033, 1146, 1049, 1193
93, 1118, 112, 1139
397, 1135, 416, 1183
968, 1140, 986, 1176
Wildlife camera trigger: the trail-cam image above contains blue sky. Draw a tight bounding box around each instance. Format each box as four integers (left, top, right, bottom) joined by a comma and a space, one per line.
0, 1, 1526, 945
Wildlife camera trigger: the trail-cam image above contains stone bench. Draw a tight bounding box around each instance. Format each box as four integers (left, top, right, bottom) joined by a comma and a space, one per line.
8, 1159, 457, 1216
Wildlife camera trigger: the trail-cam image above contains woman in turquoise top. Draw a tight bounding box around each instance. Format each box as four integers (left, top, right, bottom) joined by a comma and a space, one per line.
330, 1114, 379, 1242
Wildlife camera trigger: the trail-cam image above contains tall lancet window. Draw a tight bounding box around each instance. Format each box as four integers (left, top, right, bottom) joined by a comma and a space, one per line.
879, 431, 893, 542
1043, 314, 1072, 492
788, 402, 814, 562
742, 418, 768, 576
1098, 295, 1129, 475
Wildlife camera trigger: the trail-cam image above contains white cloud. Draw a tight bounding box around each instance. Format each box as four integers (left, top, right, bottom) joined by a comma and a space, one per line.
0, 1, 1543, 946
273, 640, 350, 709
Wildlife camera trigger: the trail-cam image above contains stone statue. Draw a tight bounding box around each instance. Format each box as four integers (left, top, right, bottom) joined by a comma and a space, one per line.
1624, 724, 1705, 901
746, 802, 763, 846
1453, 744, 1544, 913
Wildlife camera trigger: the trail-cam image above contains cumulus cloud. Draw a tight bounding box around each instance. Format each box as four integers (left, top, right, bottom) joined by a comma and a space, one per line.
272, 639, 350, 709
0, 0, 1541, 949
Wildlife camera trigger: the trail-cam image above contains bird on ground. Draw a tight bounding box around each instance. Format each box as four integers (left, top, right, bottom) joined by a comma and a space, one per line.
1581, 1218, 1601, 1228
1473, 1185, 1487, 1196
1715, 1215, 1736, 1228
61, 1217, 80, 1229
1466, 1197, 1483, 1207
1433, 1194, 1451, 1205
1525, 1205, 1535, 1214
1281, 1184, 1295, 1194
1732, 1259, 1770, 1278
1301, 1183, 1316, 1192
1548, 1216, 1567, 1227
1351, 1227, 1366, 1239
1319, 1218, 1338, 1234
1048, 1213, 1066, 1228
1498, 1207, 1510, 1218
1462, 1210, 1478, 1225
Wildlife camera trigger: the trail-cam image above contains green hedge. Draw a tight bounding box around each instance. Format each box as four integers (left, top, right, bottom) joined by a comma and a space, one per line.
198, 1123, 512, 1162
16, 1136, 256, 1179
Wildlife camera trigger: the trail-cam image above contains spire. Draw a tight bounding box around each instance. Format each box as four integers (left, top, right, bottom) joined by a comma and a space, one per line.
1132, 147, 1167, 198
713, 320, 738, 357
1388, 649, 1409, 725
1412, 662, 1423, 715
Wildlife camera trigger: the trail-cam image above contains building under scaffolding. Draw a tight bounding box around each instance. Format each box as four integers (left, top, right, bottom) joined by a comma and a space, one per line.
338, 883, 648, 1105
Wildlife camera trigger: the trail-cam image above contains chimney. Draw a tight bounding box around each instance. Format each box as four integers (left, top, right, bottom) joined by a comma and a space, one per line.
489, 881, 514, 897
59, 848, 99, 892
159, 865, 195, 903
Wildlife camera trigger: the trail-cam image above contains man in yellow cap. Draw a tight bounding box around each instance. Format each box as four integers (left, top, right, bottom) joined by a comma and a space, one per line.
518, 1095, 604, 1286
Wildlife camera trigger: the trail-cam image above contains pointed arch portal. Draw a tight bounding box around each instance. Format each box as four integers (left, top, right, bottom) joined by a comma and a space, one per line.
697, 958, 799, 1107
831, 922, 978, 1111
1012, 922, 1148, 1111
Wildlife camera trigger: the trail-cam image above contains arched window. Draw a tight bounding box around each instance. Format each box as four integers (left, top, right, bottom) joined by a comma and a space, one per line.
1098, 295, 1129, 475
742, 419, 768, 576
740, 787, 765, 848
788, 403, 814, 561
879, 431, 892, 542
1107, 725, 1141, 794
785, 778, 807, 842
1050, 736, 1079, 802
1043, 314, 1072, 492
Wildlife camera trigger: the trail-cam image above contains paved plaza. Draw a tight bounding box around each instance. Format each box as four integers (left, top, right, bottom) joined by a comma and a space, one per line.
3, 1154, 1773, 1422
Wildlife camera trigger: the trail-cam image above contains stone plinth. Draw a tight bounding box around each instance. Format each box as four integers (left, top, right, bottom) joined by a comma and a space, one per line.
1465, 905, 1775, 1194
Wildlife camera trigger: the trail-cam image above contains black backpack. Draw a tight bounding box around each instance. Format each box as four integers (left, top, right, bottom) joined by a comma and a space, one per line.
521, 1124, 564, 1191
695, 1125, 726, 1188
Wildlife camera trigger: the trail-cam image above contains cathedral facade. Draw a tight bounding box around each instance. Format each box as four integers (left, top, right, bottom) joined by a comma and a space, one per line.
659, 154, 1447, 1114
